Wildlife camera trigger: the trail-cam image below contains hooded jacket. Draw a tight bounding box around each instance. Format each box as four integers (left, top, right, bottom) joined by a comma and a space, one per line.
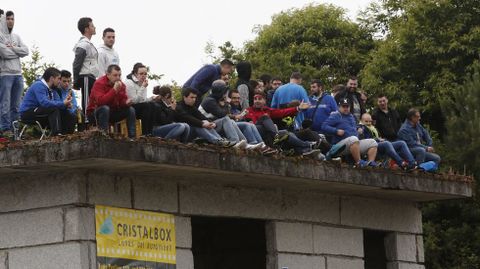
86, 75, 129, 115
235, 61, 253, 108
322, 111, 358, 144
97, 44, 119, 76
72, 36, 99, 81
199, 83, 228, 120
183, 64, 221, 95
0, 15, 29, 76
124, 74, 149, 104
19, 79, 66, 114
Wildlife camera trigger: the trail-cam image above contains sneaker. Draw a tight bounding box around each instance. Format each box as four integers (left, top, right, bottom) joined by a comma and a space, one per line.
356, 159, 369, 168
367, 161, 380, 167
302, 149, 321, 158
215, 139, 236, 147
245, 142, 264, 150
261, 147, 278, 156
404, 161, 418, 172
325, 143, 346, 160
273, 132, 289, 145
233, 139, 248, 149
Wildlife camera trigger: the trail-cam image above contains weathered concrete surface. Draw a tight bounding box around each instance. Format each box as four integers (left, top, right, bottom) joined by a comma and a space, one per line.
7, 242, 90, 269
0, 208, 64, 249
276, 254, 326, 269
65, 207, 95, 241
313, 225, 364, 257
326, 256, 364, 269
0, 136, 473, 202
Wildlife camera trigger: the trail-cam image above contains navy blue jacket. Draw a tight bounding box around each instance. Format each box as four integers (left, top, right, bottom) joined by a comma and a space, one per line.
397, 120, 432, 149
183, 64, 221, 95
322, 111, 358, 144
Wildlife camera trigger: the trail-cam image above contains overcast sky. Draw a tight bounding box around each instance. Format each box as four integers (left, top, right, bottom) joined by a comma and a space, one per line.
3, 0, 372, 86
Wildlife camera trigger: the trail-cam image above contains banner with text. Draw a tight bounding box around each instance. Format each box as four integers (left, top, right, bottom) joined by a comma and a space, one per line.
95, 205, 176, 269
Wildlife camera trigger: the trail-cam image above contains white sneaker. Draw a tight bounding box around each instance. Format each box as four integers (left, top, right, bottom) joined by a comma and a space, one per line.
233, 140, 248, 149
246, 142, 264, 150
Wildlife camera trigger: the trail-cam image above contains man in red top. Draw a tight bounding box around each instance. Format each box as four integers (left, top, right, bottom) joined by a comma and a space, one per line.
87, 64, 136, 138
245, 93, 317, 157
246, 93, 309, 124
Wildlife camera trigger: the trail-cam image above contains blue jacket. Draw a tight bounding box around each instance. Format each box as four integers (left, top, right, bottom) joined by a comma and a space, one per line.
322, 111, 358, 144
303, 93, 338, 132
183, 64, 221, 95
19, 79, 66, 114
397, 120, 432, 149
271, 83, 310, 129
56, 87, 79, 115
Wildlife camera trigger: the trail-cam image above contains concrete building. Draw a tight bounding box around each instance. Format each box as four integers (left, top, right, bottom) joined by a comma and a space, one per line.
0, 134, 473, 269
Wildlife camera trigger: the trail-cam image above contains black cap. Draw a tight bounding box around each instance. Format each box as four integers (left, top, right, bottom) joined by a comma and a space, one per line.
339, 98, 350, 106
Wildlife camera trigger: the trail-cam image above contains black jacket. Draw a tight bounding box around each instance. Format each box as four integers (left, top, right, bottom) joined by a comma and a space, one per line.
372, 107, 402, 141
200, 83, 229, 119
175, 101, 208, 128
335, 89, 366, 120
156, 101, 176, 126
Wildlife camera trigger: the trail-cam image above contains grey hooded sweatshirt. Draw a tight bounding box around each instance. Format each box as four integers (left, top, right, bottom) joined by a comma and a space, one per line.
0, 14, 29, 76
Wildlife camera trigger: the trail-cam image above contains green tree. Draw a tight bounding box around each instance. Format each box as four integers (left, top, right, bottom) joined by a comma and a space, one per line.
21, 46, 57, 90
204, 41, 244, 64
243, 4, 375, 87
422, 65, 480, 269
360, 0, 480, 136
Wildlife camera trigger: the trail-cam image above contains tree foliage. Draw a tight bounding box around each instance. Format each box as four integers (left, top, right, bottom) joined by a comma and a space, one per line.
360, 0, 480, 136
422, 65, 480, 269
243, 4, 375, 86
21, 46, 57, 90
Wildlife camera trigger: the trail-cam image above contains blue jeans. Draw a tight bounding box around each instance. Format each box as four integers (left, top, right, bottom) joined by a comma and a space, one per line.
91, 105, 136, 138
409, 147, 441, 165
377, 140, 415, 165
236, 121, 263, 144
192, 127, 222, 143
153, 123, 190, 143
214, 117, 246, 143
0, 75, 24, 131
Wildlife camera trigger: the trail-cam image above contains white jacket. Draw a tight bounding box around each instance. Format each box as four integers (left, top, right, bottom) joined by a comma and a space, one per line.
125, 75, 149, 104
72, 36, 99, 80
97, 44, 119, 76
0, 15, 29, 76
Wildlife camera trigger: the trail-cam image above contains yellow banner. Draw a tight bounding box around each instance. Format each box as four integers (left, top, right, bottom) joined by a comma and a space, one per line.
95, 205, 176, 265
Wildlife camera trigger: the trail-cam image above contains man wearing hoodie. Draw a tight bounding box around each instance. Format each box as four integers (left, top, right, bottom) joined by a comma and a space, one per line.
198, 80, 263, 149
19, 68, 73, 136
322, 98, 378, 167
72, 17, 99, 120
183, 59, 234, 105
97, 28, 119, 76
0, 11, 29, 133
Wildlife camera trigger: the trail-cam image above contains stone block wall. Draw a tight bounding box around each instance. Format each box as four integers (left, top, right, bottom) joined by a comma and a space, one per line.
0, 170, 425, 269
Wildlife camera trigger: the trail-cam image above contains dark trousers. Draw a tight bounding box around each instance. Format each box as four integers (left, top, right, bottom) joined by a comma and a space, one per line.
255, 115, 278, 147
88, 105, 136, 138
21, 107, 76, 135
75, 75, 96, 121
132, 102, 157, 135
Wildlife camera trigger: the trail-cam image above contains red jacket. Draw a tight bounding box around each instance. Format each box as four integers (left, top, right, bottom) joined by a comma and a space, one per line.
87, 75, 129, 115
246, 106, 298, 124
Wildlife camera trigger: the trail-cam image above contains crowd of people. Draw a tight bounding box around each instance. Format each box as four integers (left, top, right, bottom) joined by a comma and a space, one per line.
0, 12, 441, 170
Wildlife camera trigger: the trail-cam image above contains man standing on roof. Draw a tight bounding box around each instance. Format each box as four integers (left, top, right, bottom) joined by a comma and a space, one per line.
72, 17, 99, 120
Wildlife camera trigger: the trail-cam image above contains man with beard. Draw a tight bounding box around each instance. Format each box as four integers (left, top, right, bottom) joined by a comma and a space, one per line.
334, 76, 365, 122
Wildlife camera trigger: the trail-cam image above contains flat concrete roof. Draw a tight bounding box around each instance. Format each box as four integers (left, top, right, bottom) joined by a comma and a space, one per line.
0, 133, 474, 202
